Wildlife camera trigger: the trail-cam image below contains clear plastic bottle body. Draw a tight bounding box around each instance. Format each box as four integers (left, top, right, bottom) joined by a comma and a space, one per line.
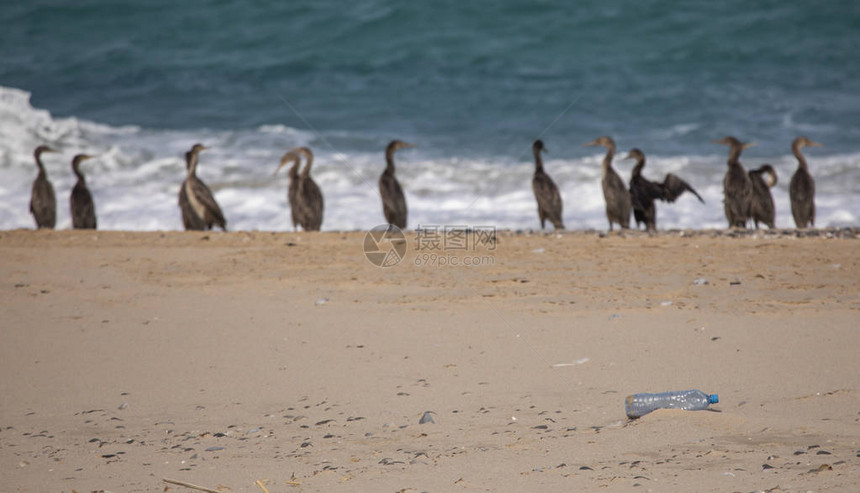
625, 389, 718, 419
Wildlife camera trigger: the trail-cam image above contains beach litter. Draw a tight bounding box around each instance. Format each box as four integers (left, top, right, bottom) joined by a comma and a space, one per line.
551, 358, 590, 368
693, 277, 709, 285
419, 411, 435, 424
625, 390, 718, 419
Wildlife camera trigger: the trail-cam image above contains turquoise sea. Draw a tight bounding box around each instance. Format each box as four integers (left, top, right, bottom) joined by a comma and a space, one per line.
2, 1, 858, 230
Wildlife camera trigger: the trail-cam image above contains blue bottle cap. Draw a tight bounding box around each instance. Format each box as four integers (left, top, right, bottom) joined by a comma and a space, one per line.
709, 394, 719, 404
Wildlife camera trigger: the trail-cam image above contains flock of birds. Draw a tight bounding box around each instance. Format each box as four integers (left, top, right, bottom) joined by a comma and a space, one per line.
531, 135, 821, 233
27, 136, 821, 232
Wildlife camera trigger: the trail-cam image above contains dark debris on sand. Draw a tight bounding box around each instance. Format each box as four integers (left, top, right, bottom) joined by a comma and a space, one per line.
497, 227, 858, 239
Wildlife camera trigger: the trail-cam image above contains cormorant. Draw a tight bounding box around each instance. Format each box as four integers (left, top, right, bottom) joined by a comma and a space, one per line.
788, 136, 822, 228
530, 140, 564, 230
70, 154, 97, 229
179, 144, 226, 231
379, 140, 415, 230
712, 136, 755, 228
178, 149, 207, 230
273, 149, 303, 231
625, 148, 704, 232
584, 136, 630, 231
30, 145, 57, 229
748, 164, 777, 229
295, 147, 324, 231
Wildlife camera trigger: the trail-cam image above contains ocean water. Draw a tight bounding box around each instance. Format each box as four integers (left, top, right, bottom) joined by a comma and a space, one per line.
1, 1, 858, 231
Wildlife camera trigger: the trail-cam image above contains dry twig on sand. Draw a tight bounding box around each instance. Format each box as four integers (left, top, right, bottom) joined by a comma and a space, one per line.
162, 477, 223, 493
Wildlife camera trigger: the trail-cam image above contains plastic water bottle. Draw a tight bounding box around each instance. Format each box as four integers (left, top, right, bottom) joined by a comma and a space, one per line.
625, 389, 718, 419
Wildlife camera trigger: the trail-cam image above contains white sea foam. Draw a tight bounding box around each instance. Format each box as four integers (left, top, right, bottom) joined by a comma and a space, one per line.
1, 86, 857, 232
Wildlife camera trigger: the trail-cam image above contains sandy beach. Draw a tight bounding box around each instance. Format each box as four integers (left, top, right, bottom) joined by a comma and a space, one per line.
1, 229, 858, 492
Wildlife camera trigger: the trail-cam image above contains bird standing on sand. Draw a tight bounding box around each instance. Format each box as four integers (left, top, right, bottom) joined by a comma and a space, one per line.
530, 140, 564, 230
713, 136, 755, 228
625, 148, 704, 232
273, 148, 303, 231
178, 144, 226, 231
379, 140, 415, 230
748, 164, 778, 229
584, 136, 630, 232
294, 147, 324, 231
70, 154, 98, 229
179, 149, 206, 231
789, 136, 822, 229
30, 145, 58, 229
